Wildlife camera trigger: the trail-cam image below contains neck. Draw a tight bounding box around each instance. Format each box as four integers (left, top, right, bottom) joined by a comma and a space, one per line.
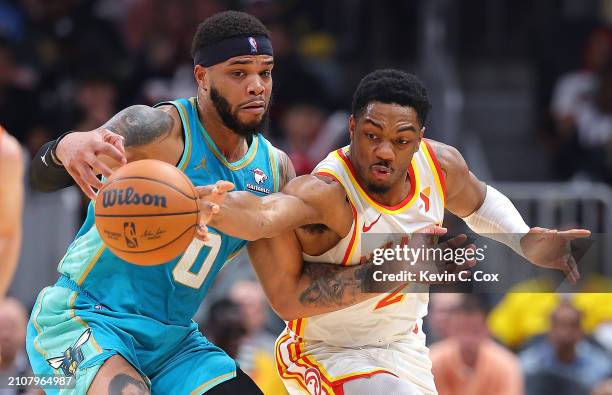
555, 345, 577, 363
197, 93, 248, 162
459, 346, 480, 369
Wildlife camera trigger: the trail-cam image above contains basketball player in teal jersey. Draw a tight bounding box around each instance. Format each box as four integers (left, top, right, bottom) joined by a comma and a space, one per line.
26, 11, 282, 395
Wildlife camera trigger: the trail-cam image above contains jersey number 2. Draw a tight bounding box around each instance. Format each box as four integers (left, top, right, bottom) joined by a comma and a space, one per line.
172, 234, 221, 289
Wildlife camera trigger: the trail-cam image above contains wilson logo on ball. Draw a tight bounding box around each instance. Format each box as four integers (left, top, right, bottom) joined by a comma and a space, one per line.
102, 187, 167, 208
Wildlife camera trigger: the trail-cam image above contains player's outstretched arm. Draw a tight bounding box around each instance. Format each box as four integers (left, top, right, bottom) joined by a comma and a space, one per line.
0, 131, 24, 300
202, 151, 351, 241
431, 139, 590, 283
30, 105, 181, 200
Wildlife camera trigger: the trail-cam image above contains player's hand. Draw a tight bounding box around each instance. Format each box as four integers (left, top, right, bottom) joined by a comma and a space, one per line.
194, 181, 235, 241
408, 226, 477, 283
56, 129, 127, 200
521, 227, 591, 285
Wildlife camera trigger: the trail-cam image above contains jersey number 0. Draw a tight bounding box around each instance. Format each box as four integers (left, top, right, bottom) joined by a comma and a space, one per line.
172, 234, 221, 289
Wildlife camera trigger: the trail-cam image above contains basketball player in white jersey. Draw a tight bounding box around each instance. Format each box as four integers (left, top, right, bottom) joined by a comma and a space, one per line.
0, 125, 24, 301
200, 69, 590, 394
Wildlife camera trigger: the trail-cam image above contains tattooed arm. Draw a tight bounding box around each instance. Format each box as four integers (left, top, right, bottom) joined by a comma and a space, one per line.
30, 105, 182, 199
247, 227, 451, 321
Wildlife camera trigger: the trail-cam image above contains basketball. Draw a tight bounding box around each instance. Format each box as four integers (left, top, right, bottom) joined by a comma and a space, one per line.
94, 159, 199, 266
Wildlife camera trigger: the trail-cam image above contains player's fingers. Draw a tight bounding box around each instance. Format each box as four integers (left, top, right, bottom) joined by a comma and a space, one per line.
195, 224, 210, 242
195, 185, 216, 198
73, 174, 97, 200
558, 229, 592, 239
101, 129, 126, 152
89, 158, 114, 178
214, 180, 235, 193
414, 224, 447, 236
437, 234, 468, 250
76, 163, 104, 190
96, 140, 127, 166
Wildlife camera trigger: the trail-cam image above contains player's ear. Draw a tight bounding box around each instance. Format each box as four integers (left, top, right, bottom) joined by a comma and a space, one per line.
348, 115, 356, 140
193, 65, 208, 92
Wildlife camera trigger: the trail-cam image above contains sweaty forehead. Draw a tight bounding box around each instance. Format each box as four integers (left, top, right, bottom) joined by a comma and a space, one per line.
361, 102, 420, 128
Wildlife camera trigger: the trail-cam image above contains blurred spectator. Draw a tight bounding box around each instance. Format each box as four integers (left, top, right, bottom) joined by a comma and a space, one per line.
0, 126, 24, 300
230, 281, 287, 395
202, 298, 246, 359
73, 74, 119, 131
550, 28, 612, 132
425, 293, 463, 345
519, 300, 612, 395
0, 298, 41, 395
547, 27, 612, 181
593, 379, 612, 395
0, 39, 37, 144
430, 294, 524, 395
489, 278, 612, 350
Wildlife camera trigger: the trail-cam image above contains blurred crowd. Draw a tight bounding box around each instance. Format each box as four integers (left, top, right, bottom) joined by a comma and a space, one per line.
1, 0, 612, 394
543, 27, 612, 184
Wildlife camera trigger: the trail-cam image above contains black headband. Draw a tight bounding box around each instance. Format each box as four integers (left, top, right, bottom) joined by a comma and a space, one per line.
193, 35, 274, 67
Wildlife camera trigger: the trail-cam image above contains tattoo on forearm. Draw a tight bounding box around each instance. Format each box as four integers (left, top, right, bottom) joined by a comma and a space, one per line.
103, 105, 174, 147
299, 258, 384, 307
108, 373, 149, 395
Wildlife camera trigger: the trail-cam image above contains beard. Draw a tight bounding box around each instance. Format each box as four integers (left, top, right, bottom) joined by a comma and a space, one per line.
210, 85, 270, 138
365, 180, 392, 194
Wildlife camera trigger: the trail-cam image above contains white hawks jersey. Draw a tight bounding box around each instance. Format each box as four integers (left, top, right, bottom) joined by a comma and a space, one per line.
291, 139, 446, 347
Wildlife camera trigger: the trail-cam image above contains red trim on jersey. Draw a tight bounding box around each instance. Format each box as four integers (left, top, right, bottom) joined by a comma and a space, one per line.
336, 149, 416, 211
423, 139, 447, 202
315, 171, 358, 266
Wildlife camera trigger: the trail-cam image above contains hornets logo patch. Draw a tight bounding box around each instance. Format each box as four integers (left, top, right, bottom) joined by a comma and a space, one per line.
46, 328, 91, 376
246, 168, 271, 194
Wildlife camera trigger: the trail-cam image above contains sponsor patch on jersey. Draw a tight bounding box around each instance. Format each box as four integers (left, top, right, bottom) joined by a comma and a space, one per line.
247, 167, 270, 194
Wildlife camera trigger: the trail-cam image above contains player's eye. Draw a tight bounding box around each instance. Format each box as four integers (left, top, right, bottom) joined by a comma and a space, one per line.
231, 70, 245, 78
397, 139, 410, 145
260, 70, 272, 78
366, 133, 378, 140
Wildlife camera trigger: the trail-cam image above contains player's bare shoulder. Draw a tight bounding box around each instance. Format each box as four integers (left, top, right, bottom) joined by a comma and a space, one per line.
424, 139, 468, 181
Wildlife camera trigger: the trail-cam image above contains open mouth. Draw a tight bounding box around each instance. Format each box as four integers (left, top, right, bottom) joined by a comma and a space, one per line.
370, 164, 393, 179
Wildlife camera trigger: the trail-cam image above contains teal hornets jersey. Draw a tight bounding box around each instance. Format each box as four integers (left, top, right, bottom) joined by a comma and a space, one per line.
57, 97, 280, 325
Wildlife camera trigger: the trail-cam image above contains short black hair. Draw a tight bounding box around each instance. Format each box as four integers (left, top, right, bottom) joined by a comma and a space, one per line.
453, 294, 490, 316
191, 11, 270, 59
352, 69, 431, 126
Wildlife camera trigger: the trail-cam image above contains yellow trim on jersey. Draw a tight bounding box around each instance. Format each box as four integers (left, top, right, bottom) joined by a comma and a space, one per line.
174, 101, 193, 171
32, 287, 51, 359
208, 137, 258, 171
315, 169, 359, 265
332, 148, 421, 215
189, 97, 259, 171
189, 372, 236, 395
267, 144, 279, 192
76, 246, 105, 286
421, 141, 446, 207
69, 292, 103, 353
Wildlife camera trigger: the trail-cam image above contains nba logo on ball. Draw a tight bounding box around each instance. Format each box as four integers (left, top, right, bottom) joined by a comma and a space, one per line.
248, 37, 258, 53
